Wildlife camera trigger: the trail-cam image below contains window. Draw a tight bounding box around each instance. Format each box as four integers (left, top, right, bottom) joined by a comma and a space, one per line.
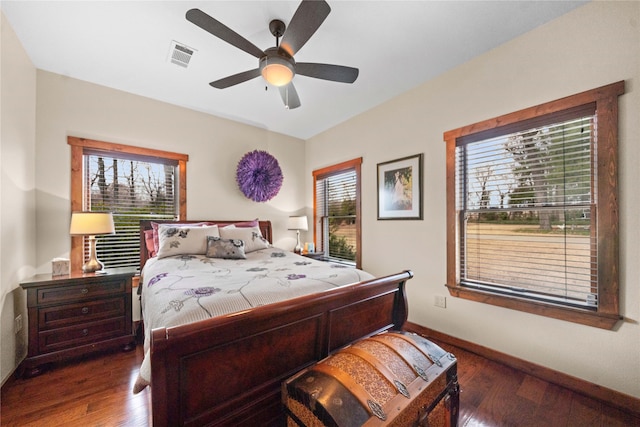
69, 137, 188, 270
444, 82, 624, 329
313, 158, 362, 268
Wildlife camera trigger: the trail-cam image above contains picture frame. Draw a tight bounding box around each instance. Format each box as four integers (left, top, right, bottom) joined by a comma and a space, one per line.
377, 153, 423, 220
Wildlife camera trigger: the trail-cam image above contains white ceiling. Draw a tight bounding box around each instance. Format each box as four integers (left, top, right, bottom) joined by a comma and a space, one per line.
2, 1, 586, 140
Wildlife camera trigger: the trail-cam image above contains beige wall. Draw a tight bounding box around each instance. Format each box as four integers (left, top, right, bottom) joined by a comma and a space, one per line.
34, 71, 307, 273
307, 1, 640, 398
0, 12, 36, 384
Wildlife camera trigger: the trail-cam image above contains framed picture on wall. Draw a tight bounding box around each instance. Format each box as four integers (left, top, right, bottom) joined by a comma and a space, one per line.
377, 153, 423, 220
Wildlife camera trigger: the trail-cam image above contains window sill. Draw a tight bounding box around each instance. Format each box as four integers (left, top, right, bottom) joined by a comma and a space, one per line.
445, 284, 622, 330
325, 257, 356, 268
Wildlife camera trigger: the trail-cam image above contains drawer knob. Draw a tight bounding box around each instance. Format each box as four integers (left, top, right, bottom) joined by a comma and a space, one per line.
81, 288, 89, 294
81, 307, 89, 314
82, 329, 89, 336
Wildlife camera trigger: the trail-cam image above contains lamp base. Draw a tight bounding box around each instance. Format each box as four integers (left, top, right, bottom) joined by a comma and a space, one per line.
294, 230, 302, 254
82, 258, 104, 273
83, 235, 105, 273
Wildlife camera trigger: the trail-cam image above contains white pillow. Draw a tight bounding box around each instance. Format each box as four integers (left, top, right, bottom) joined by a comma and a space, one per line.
219, 225, 270, 253
156, 225, 220, 258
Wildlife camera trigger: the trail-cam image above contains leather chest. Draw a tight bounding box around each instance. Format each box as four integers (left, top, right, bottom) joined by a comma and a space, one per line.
283, 331, 459, 427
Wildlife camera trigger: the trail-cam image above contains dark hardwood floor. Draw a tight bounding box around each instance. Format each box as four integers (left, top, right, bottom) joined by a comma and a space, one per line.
1, 342, 637, 427
1, 346, 149, 427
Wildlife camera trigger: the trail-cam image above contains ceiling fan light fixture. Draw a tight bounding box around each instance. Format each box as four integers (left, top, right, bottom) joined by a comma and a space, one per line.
188, 2, 357, 109
260, 54, 295, 87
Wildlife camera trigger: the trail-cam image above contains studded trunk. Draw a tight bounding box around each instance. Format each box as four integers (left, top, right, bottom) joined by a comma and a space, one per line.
283, 331, 459, 427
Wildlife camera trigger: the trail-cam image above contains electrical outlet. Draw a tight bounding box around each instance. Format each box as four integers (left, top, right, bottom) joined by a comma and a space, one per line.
14, 314, 23, 333
434, 295, 447, 308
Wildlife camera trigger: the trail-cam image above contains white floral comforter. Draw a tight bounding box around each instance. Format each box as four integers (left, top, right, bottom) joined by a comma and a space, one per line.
133, 247, 374, 392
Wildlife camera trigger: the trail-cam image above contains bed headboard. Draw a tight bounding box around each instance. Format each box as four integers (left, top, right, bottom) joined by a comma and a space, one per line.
139, 220, 273, 269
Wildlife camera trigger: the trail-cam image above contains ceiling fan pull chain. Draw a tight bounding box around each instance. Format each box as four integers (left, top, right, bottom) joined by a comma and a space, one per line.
285, 86, 289, 109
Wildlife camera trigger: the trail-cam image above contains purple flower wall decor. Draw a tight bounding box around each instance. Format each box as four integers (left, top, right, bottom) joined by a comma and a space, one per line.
236, 150, 283, 202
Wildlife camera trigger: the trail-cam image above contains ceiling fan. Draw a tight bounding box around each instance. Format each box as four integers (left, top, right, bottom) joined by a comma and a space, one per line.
186, 0, 359, 109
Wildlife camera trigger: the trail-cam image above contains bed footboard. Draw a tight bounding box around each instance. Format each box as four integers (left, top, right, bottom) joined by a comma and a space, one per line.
150, 270, 413, 427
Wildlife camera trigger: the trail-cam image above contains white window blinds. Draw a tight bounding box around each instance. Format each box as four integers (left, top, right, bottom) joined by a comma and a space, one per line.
84, 152, 178, 268
315, 169, 358, 263
456, 110, 598, 308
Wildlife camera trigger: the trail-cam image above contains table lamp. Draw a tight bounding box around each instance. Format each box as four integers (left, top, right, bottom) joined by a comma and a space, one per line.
287, 216, 308, 255
69, 212, 115, 272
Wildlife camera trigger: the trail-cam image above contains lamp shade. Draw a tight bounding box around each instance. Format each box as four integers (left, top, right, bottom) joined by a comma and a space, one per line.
287, 216, 308, 231
69, 212, 115, 236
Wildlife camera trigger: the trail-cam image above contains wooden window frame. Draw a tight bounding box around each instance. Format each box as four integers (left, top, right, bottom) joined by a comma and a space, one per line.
312, 158, 363, 269
69, 136, 188, 271
444, 81, 624, 330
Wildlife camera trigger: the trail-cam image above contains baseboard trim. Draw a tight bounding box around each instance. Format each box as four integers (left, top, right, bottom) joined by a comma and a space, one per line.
404, 321, 640, 418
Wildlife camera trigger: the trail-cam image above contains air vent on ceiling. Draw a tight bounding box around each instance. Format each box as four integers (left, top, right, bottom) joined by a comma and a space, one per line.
169, 41, 195, 68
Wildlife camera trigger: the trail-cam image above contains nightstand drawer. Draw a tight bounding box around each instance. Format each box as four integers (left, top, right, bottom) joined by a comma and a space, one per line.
38, 318, 127, 353
20, 268, 136, 377
36, 280, 126, 305
38, 297, 125, 330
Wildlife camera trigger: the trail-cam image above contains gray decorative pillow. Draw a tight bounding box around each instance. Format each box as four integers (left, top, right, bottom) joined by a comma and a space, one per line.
205, 236, 246, 259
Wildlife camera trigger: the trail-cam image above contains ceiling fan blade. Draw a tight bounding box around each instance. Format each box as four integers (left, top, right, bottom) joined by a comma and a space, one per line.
280, 0, 331, 57
296, 63, 359, 83
210, 69, 261, 89
279, 83, 301, 109
186, 8, 264, 59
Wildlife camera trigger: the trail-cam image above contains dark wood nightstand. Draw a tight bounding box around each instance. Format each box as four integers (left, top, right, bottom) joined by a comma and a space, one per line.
19, 267, 137, 377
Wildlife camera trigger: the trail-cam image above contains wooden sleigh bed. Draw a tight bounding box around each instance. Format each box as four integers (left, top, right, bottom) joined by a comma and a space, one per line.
138, 220, 413, 426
